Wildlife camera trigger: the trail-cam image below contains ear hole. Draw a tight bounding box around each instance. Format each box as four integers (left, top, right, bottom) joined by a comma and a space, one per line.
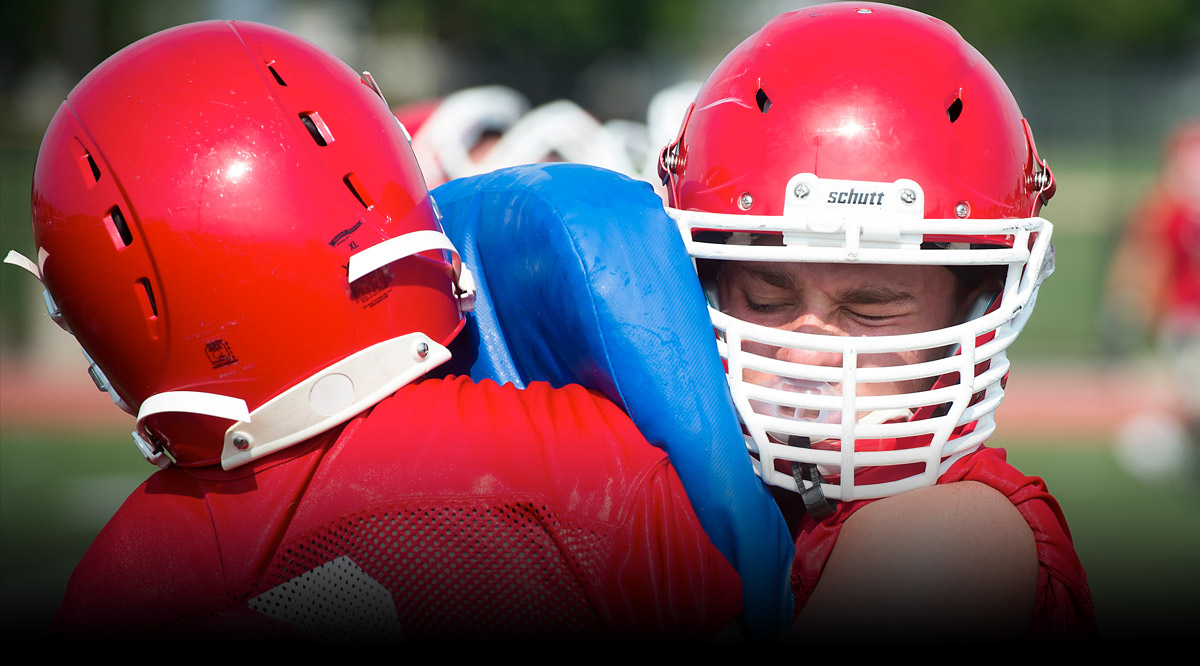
299, 112, 333, 146
343, 173, 374, 210
137, 278, 158, 318
947, 97, 963, 123
105, 206, 132, 247
756, 88, 771, 113
267, 64, 287, 86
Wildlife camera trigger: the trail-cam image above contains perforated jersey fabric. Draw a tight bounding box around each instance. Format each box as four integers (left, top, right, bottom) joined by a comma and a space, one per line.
50, 377, 742, 640
789, 446, 1096, 638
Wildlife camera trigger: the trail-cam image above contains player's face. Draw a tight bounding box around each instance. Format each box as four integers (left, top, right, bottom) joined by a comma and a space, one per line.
717, 261, 974, 411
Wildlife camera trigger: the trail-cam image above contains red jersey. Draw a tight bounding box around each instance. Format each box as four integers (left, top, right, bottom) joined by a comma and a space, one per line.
789, 447, 1096, 637
51, 377, 742, 640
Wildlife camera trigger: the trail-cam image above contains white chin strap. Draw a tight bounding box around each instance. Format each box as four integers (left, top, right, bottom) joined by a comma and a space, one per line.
135, 332, 451, 470
346, 228, 476, 311
11, 227, 470, 471
133, 227, 467, 470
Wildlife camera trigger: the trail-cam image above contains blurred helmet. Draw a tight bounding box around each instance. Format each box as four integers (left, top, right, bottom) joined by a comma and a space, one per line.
659, 3, 1056, 504
20, 20, 470, 470
479, 99, 639, 177
400, 85, 530, 187
1162, 119, 1200, 213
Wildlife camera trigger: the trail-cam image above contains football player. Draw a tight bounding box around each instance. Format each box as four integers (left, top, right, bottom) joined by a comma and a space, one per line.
8, 20, 742, 640
396, 87, 640, 189
1106, 120, 1200, 483
657, 3, 1095, 637
394, 85, 530, 188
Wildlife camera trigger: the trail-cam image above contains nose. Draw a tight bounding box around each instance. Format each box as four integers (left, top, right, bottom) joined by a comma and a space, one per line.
770, 312, 845, 369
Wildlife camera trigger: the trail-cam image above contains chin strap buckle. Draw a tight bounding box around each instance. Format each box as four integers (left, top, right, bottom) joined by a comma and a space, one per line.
788, 435, 836, 520
131, 430, 173, 470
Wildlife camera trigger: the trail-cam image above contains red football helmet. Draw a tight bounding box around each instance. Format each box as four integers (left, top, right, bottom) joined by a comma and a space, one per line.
659, 3, 1056, 503
19, 21, 469, 470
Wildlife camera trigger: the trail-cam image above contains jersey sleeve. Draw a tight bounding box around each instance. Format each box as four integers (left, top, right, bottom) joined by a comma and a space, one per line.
970, 449, 1097, 637
602, 454, 745, 637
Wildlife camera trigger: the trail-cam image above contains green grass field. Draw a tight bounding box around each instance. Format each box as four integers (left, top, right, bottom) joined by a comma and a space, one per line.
3, 425, 1196, 640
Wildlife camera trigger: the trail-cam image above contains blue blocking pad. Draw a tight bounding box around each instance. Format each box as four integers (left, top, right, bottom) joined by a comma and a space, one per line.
433, 164, 795, 635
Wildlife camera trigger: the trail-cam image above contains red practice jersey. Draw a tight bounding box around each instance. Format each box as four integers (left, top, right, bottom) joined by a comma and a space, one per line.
51, 377, 742, 640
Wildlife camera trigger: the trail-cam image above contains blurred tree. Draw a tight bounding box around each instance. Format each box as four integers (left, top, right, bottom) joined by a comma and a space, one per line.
366, 0, 698, 104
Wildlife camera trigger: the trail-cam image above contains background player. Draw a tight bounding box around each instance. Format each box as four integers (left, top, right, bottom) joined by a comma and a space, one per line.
395, 86, 641, 188
657, 3, 1094, 637
8, 20, 741, 640
1105, 119, 1200, 486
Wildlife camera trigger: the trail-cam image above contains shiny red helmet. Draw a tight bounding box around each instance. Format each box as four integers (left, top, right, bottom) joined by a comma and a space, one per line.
20, 20, 469, 470
659, 3, 1056, 503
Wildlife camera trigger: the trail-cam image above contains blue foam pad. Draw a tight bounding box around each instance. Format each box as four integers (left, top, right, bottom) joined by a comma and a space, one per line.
434, 164, 795, 636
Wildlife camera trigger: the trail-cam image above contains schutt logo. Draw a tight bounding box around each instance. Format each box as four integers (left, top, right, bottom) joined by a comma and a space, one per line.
826, 189, 886, 205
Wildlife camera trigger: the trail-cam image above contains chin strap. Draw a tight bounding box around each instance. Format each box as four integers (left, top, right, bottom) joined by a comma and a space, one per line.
134, 332, 451, 470
788, 435, 836, 520
347, 228, 475, 313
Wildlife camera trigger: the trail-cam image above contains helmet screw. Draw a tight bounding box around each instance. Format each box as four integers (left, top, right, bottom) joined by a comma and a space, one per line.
738, 192, 754, 210
415, 342, 429, 359
900, 188, 916, 205
661, 145, 681, 174
233, 435, 250, 450
794, 183, 810, 199
955, 201, 971, 218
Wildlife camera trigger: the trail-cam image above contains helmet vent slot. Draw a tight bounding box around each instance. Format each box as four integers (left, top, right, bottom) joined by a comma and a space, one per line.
756, 87, 772, 113
85, 152, 101, 181
267, 64, 287, 86
946, 97, 963, 123
299, 112, 333, 146
106, 206, 133, 247
137, 277, 159, 318
72, 138, 101, 185
343, 173, 373, 210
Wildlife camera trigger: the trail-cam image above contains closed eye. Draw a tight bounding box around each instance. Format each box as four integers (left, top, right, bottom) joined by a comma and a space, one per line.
745, 299, 791, 314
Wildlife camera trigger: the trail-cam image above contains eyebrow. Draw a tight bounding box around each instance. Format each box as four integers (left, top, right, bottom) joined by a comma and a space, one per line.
743, 266, 796, 290
742, 265, 916, 305
836, 285, 917, 306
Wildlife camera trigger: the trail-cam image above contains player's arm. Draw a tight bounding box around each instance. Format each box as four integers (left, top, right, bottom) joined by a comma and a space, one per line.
792, 480, 1037, 638
609, 455, 746, 639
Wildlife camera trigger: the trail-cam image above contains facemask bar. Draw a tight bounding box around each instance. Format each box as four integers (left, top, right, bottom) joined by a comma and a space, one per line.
666, 176, 1054, 502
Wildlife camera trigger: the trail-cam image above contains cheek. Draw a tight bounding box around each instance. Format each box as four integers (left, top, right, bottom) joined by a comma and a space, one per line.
856, 346, 946, 396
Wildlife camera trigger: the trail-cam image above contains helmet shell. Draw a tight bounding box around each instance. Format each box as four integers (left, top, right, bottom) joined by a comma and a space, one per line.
32, 21, 463, 466
664, 2, 1052, 226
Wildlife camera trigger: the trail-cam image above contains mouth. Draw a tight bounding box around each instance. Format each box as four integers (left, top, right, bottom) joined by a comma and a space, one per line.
749, 377, 838, 421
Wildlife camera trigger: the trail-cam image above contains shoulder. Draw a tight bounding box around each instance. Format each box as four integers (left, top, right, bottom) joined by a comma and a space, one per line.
381, 376, 659, 458
795, 481, 1037, 637
51, 469, 223, 636
846, 479, 1036, 549
362, 376, 670, 518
